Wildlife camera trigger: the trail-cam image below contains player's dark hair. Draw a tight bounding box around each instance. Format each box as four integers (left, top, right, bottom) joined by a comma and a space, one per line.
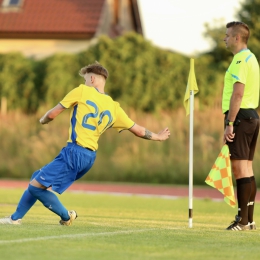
226, 21, 250, 43
79, 61, 108, 79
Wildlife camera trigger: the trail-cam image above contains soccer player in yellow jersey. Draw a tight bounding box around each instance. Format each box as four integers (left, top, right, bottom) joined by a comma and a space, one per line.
223, 22, 260, 231
0, 62, 170, 225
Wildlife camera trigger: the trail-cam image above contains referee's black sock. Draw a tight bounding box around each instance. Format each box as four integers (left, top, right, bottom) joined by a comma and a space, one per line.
248, 176, 257, 223
236, 177, 251, 225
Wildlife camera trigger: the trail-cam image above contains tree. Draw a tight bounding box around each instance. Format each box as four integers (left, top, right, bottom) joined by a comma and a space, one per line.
236, 0, 260, 61
202, 0, 260, 64
42, 53, 80, 107
78, 33, 189, 112
0, 52, 37, 113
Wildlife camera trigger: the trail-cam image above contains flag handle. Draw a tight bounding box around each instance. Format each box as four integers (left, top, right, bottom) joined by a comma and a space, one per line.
188, 89, 194, 228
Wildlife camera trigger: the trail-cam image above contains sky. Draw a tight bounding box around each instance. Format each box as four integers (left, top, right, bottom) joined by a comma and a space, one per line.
137, 0, 243, 56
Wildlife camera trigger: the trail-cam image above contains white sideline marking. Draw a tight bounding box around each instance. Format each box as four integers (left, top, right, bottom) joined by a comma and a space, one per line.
0, 228, 155, 244
70, 190, 180, 200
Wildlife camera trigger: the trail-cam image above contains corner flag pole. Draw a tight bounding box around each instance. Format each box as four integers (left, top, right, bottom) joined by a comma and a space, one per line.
188, 88, 194, 228
183, 58, 198, 228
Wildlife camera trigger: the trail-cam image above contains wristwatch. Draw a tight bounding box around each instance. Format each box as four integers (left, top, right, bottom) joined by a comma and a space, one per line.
225, 119, 234, 126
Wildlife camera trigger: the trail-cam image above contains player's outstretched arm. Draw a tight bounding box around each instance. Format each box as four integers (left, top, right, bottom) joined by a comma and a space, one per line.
39, 104, 66, 124
128, 124, 170, 141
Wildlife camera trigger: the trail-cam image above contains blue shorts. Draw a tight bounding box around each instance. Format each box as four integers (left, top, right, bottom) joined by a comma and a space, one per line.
33, 142, 96, 194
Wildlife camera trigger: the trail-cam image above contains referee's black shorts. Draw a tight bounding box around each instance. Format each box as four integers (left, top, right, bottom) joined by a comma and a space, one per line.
227, 118, 260, 160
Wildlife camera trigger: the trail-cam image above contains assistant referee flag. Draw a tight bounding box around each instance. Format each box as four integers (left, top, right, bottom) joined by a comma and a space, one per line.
205, 144, 236, 208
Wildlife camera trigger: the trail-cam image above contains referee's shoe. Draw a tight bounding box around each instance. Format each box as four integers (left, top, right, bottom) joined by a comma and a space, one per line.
249, 221, 256, 230
226, 215, 250, 231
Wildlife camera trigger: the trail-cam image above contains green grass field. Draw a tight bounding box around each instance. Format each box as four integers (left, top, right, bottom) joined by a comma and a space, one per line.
0, 188, 259, 260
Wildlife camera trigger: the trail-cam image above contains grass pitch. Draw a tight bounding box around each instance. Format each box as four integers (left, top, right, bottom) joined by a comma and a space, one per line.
0, 188, 259, 260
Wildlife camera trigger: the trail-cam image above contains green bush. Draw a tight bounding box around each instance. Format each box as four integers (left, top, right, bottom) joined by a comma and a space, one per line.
0, 52, 37, 113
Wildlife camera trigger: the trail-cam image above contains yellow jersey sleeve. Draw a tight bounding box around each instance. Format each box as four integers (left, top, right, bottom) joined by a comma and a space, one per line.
112, 104, 135, 132
60, 85, 83, 108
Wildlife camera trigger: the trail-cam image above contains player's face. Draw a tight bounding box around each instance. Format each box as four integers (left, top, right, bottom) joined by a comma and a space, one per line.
224, 27, 237, 51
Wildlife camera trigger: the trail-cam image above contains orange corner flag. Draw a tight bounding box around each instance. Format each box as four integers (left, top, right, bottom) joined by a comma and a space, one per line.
205, 144, 236, 208
183, 58, 199, 116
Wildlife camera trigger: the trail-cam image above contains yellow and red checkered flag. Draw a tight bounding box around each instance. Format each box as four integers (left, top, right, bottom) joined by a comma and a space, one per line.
205, 144, 236, 208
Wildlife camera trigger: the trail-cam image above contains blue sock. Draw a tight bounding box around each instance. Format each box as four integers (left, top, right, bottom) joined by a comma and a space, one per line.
11, 170, 41, 220
11, 189, 37, 220
28, 184, 69, 221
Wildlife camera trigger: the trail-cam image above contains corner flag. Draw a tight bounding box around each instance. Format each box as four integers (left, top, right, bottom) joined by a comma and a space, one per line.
205, 144, 236, 208
183, 59, 199, 116
184, 59, 199, 228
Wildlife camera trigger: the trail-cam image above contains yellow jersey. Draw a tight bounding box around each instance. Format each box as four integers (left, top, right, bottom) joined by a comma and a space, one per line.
222, 49, 259, 113
60, 84, 135, 150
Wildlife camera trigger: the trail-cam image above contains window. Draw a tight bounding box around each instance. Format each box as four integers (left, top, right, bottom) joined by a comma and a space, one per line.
2, 0, 22, 7
1, 0, 23, 12
10, 0, 20, 4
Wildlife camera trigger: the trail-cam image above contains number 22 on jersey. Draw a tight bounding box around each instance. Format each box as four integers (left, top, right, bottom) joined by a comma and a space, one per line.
82, 100, 113, 134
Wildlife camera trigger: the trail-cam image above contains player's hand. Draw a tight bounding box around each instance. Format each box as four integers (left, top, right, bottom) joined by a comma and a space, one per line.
223, 126, 235, 143
158, 127, 170, 141
39, 118, 45, 124
39, 117, 53, 124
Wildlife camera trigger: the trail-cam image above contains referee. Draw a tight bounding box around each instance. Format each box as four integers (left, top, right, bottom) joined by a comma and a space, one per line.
223, 21, 260, 231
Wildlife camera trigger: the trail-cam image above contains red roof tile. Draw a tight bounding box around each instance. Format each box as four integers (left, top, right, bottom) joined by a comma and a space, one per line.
0, 0, 105, 38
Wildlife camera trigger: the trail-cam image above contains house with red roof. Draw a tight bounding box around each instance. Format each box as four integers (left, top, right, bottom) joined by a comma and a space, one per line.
0, 0, 143, 59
